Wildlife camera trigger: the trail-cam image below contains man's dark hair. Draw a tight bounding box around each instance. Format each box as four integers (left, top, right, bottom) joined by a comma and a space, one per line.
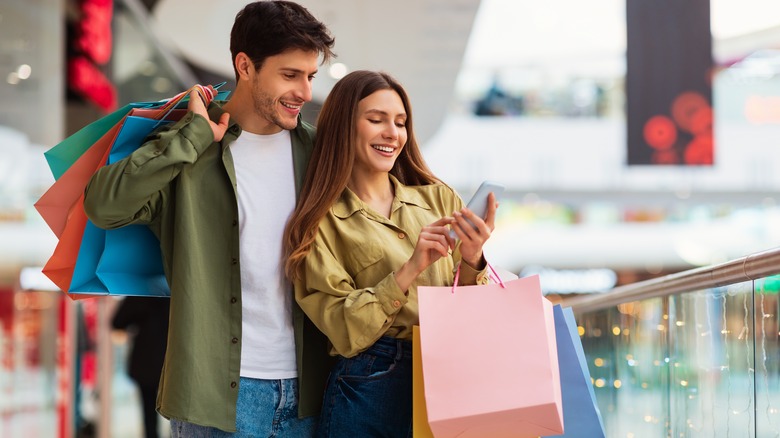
230, 1, 335, 81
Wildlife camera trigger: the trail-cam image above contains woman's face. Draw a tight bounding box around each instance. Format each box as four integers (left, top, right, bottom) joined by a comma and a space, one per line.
353, 89, 408, 176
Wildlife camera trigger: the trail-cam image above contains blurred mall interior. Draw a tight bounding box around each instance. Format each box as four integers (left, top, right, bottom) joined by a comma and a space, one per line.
1, 0, 780, 436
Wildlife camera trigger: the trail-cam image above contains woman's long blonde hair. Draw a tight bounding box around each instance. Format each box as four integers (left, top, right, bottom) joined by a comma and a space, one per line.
283, 70, 441, 280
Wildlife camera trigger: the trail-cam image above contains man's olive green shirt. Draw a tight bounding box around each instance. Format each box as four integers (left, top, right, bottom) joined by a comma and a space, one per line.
295, 175, 489, 358
83, 104, 330, 432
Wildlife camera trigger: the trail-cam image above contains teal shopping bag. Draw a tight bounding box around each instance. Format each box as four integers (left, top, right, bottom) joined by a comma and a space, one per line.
44, 102, 156, 180
544, 305, 607, 437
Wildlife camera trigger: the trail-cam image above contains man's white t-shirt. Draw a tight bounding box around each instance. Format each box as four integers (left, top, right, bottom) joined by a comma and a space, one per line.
230, 129, 297, 379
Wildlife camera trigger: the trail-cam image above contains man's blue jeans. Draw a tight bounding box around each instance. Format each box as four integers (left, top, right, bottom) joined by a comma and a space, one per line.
170, 377, 315, 437
315, 336, 413, 438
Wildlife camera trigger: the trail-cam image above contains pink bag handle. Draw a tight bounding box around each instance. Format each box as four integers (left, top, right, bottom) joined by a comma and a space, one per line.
452, 260, 505, 293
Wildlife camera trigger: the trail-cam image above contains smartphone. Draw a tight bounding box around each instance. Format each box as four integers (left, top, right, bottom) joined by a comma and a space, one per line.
450, 181, 505, 240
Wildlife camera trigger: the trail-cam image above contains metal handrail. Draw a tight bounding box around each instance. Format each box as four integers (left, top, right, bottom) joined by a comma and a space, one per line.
561, 246, 780, 313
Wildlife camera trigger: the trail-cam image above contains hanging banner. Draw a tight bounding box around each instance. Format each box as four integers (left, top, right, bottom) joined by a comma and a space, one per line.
626, 0, 714, 165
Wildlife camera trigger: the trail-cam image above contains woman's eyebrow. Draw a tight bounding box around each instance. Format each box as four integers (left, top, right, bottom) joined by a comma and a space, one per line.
364, 109, 406, 117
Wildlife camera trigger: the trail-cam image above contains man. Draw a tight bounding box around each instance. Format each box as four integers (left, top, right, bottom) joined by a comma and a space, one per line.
83, 2, 335, 436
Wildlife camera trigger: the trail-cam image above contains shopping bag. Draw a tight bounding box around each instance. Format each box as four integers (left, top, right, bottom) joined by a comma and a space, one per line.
35, 122, 121, 238
39, 116, 119, 297
40, 85, 221, 297
412, 326, 435, 438
34, 107, 186, 238
43, 86, 230, 179
44, 103, 151, 180
39, 106, 180, 293
41, 193, 102, 299
543, 305, 606, 438
418, 271, 563, 438
95, 224, 169, 296
68, 111, 186, 296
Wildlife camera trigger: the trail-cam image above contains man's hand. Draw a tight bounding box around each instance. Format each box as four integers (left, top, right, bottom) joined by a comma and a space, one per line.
188, 87, 230, 142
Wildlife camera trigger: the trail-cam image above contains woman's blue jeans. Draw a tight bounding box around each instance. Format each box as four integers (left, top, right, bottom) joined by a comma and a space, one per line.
315, 336, 413, 438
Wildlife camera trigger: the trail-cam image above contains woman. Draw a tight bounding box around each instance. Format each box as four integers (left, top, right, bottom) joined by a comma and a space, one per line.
283, 70, 497, 437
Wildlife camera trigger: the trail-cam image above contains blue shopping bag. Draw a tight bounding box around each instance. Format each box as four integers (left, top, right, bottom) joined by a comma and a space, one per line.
96, 225, 170, 296
545, 305, 606, 437
69, 115, 176, 296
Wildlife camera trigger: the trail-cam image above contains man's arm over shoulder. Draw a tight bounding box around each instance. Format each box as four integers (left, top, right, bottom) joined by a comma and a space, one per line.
84, 111, 217, 229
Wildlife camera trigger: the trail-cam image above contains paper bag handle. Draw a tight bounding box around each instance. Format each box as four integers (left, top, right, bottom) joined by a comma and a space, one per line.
154, 83, 220, 124
452, 260, 505, 293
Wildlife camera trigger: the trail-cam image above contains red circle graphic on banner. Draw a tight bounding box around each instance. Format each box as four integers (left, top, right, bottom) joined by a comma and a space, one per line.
652, 149, 678, 164
671, 91, 709, 134
643, 115, 677, 150
688, 106, 713, 136
684, 134, 713, 165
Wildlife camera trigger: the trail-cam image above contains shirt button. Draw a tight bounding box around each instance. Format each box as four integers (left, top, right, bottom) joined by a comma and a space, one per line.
231, 258, 238, 265
230, 381, 237, 388
231, 337, 238, 344
232, 219, 238, 226
398, 232, 405, 239
230, 297, 237, 304
392, 300, 401, 308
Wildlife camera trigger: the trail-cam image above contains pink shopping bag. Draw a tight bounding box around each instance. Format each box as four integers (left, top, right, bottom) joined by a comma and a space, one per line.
418, 272, 563, 438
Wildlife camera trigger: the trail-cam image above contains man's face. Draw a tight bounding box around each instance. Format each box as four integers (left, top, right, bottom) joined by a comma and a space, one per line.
248, 49, 319, 134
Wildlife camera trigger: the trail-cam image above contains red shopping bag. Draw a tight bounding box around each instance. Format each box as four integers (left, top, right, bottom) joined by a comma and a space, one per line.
418, 269, 563, 438
35, 124, 119, 238
41, 193, 100, 299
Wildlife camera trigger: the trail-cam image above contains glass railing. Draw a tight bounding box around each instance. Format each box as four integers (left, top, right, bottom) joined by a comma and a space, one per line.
563, 248, 780, 437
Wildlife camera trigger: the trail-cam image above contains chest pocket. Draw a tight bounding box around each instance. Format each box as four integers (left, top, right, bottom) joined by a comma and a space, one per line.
344, 241, 384, 286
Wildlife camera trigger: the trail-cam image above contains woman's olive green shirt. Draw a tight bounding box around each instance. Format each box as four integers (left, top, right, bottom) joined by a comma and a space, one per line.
295, 175, 489, 358
83, 104, 330, 432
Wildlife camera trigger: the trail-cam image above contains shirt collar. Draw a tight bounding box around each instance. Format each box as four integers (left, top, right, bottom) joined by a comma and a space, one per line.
332, 174, 432, 219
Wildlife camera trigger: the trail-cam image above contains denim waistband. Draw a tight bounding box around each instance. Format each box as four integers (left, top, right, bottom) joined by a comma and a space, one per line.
362, 335, 413, 361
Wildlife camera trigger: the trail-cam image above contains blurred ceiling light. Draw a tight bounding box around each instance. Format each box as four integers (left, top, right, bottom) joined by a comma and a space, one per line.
139, 60, 158, 76
6, 72, 19, 85
16, 64, 31, 80
329, 63, 348, 79
152, 77, 173, 93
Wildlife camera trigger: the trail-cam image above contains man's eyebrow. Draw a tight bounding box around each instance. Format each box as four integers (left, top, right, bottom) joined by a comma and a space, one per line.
280, 67, 318, 75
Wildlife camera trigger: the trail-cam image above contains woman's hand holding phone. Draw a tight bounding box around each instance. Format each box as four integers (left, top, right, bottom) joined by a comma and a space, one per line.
450, 181, 503, 268
452, 192, 498, 268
